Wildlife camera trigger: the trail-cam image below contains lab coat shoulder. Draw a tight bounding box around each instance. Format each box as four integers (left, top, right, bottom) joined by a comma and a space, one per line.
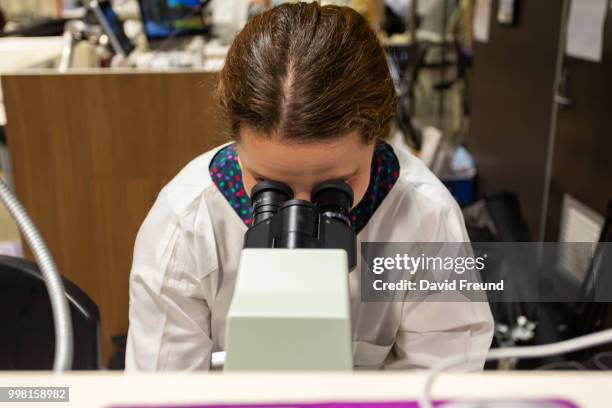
380, 147, 494, 371
126, 148, 222, 371
131, 149, 221, 289
376, 145, 469, 243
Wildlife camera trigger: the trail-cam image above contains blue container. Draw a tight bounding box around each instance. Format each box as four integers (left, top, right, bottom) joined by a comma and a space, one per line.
443, 177, 475, 207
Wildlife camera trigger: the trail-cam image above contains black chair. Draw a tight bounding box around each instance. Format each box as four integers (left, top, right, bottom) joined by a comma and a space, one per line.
0, 255, 101, 370
485, 192, 530, 242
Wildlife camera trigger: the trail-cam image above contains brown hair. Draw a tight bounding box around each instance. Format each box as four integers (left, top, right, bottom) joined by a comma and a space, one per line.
216, 2, 397, 144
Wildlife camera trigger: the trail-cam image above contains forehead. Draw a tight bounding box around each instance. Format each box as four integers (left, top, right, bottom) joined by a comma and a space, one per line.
236, 129, 370, 178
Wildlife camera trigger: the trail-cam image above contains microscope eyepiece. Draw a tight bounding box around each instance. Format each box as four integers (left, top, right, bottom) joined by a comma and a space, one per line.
250, 180, 293, 225
311, 180, 354, 227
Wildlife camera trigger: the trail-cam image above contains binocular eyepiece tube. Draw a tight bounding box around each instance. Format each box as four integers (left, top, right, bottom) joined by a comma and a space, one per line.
251, 179, 354, 231
245, 179, 357, 270
276, 199, 318, 249
311, 181, 353, 226
251, 181, 294, 226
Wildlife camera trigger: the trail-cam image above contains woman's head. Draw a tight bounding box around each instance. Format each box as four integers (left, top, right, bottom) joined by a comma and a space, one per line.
216, 2, 396, 203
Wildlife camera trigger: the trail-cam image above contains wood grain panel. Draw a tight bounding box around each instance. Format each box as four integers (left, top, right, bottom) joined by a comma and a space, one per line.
2, 71, 225, 365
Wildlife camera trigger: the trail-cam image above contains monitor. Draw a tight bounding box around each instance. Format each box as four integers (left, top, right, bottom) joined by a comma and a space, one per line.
138, 0, 205, 41
91, 0, 135, 57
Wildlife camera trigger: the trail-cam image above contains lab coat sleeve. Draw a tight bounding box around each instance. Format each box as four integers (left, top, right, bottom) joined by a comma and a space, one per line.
387, 200, 494, 371
125, 190, 214, 371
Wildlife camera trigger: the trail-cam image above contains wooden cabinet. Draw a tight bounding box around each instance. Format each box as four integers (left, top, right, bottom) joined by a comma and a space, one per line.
2, 71, 225, 364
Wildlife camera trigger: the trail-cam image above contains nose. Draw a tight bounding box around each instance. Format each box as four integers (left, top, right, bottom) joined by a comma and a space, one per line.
293, 191, 311, 202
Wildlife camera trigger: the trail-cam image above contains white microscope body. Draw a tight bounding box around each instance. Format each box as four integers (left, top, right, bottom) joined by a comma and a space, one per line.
224, 180, 357, 371
225, 248, 352, 370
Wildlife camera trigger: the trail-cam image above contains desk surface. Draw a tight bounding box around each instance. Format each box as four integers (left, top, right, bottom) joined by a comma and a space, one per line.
0, 371, 609, 408
0, 37, 63, 73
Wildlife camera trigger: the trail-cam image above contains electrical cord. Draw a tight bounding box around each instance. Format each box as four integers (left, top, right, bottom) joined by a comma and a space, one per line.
534, 360, 588, 371
0, 178, 73, 372
419, 328, 612, 408
593, 350, 612, 370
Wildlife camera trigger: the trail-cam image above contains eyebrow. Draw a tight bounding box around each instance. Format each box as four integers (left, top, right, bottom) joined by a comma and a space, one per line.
337, 168, 361, 180
249, 168, 361, 181
248, 170, 268, 180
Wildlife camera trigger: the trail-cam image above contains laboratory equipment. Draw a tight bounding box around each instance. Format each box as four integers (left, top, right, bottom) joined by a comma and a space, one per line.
224, 180, 356, 370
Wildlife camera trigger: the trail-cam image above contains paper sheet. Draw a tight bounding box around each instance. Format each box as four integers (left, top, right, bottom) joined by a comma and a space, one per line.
473, 0, 492, 43
565, 0, 609, 62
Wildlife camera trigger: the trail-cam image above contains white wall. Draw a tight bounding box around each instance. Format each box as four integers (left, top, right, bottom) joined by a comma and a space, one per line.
0, 0, 58, 20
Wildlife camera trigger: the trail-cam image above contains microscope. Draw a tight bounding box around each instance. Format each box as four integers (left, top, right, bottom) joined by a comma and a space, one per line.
225, 180, 356, 370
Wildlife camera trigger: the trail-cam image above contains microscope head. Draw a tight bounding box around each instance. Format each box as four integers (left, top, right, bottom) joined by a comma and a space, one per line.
243, 180, 357, 271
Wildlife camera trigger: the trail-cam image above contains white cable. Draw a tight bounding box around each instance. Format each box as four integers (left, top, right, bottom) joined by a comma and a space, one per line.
0, 178, 73, 372
419, 328, 612, 408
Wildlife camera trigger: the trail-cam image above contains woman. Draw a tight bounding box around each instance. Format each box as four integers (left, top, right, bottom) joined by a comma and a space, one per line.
126, 2, 493, 371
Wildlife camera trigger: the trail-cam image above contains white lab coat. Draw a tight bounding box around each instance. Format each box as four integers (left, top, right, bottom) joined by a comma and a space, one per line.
125, 143, 494, 371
